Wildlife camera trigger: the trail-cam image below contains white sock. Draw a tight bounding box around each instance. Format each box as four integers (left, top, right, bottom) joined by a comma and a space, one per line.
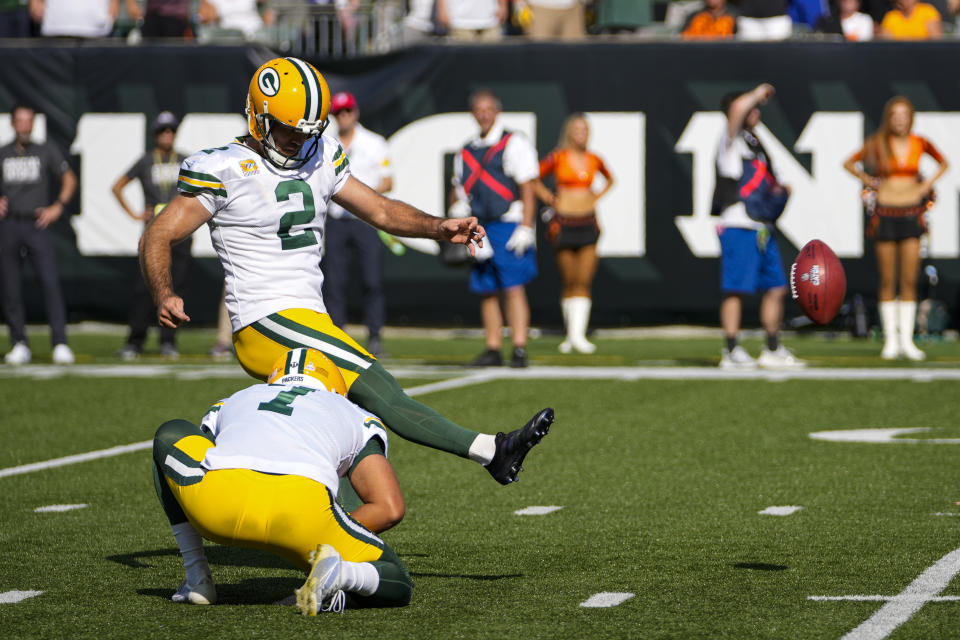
172, 521, 210, 585
899, 300, 920, 348
339, 560, 380, 596
880, 300, 898, 341
468, 433, 496, 465
567, 296, 592, 343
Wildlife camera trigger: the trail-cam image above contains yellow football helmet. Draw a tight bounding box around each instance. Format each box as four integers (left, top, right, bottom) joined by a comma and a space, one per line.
246, 57, 331, 169
267, 348, 346, 395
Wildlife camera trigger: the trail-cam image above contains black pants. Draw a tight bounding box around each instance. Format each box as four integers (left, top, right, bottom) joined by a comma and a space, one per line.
322, 217, 385, 337
126, 237, 192, 349
142, 14, 189, 38
0, 217, 68, 346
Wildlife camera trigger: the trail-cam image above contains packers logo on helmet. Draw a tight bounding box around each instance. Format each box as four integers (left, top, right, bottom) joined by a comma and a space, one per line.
268, 348, 346, 395
245, 57, 331, 170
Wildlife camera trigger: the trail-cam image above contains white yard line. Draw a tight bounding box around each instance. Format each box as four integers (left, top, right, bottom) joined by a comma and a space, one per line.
5, 364, 960, 479
0, 441, 153, 479
0, 371, 488, 479
4, 363, 960, 381
810, 547, 960, 640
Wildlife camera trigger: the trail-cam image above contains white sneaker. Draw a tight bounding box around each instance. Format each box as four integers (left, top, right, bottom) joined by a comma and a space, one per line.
52, 344, 75, 365
900, 339, 925, 362
558, 340, 573, 354
757, 345, 806, 369
295, 544, 345, 615
570, 337, 596, 354
719, 345, 756, 369
5, 342, 31, 365
172, 574, 217, 605
880, 339, 901, 360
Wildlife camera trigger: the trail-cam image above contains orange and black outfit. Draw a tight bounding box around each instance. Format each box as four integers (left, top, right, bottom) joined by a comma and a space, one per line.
539, 149, 611, 249
847, 134, 944, 241
681, 8, 737, 39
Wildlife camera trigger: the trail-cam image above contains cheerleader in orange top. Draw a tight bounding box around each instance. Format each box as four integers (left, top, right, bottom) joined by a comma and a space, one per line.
843, 96, 948, 360
535, 113, 613, 354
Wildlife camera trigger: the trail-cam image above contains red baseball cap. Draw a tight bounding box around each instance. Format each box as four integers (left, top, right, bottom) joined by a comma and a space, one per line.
331, 92, 358, 113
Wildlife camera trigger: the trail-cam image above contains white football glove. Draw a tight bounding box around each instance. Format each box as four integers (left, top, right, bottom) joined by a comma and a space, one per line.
505, 224, 535, 257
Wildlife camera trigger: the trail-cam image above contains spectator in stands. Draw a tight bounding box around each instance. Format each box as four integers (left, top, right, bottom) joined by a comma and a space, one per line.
525, 0, 585, 39
0, 103, 77, 365
453, 89, 539, 368
112, 111, 188, 360
815, 0, 875, 39
681, 0, 737, 39
534, 113, 613, 355
124, 0, 191, 38
788, 0, 829, 28
322, 92, 393, 358
401, 0, 436, 42
0, 0, 31, 37
32, 0, 118, 37
434, 0, 505, 41
196, 0, 274, 40
843, 96, 948, 360
736, 0, 793, 40
879, 0, 942, 38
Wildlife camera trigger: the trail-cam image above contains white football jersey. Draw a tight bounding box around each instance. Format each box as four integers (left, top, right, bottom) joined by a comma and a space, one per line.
178, 136, 352, 331
200, 383, 388, 495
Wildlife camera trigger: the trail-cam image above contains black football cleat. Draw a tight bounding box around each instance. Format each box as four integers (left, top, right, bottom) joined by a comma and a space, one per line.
485, 408, 554, 485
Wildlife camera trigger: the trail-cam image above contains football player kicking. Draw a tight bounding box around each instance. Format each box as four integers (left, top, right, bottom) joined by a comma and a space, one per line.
140, 57, 553, 487
153, 349, 414, 612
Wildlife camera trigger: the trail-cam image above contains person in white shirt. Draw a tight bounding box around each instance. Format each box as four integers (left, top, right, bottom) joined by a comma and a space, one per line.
815, 0, 875, 40
435, 0, 506, 40
322, 92, 392, 357
152, 348, 413, 612
34, 0, 118, 37
452, 89, 540, 368
140, 57, 553, 488
712, 84, 805, 370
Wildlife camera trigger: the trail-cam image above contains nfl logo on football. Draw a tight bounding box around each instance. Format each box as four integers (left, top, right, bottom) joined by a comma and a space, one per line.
801, 265, 821, 286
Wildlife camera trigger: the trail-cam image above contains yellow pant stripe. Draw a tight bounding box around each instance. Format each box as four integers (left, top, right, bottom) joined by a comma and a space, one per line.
234, 309, 373, 390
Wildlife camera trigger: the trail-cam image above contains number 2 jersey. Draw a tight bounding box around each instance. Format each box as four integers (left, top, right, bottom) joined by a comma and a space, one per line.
177, 136, 351, 332
199, 383, 388, 496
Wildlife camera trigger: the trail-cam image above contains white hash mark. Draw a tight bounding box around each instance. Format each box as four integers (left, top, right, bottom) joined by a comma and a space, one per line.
34, 504, 89, 513
0, 590, 43, 604
580, 592, 635, 608
758, 506, 803, 516
514, 505, 564, 516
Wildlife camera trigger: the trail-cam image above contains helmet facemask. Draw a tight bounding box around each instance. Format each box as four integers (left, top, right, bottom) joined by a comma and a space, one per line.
252, 108, 327, 170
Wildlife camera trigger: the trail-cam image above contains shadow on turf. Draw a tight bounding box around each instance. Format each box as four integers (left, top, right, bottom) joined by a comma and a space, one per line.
733, 562, 789, 571
139, 576, 302, 604
107, 546, 290, 570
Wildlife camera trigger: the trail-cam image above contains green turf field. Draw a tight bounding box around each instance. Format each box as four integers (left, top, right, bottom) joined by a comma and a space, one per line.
2, 329, 960, 639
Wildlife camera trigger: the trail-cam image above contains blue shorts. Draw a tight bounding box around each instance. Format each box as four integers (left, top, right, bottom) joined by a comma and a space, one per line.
469, 220, 538, 295
719, 227, 787, 295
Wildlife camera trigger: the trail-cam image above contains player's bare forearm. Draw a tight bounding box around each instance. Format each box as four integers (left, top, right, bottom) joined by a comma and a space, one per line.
379, 198, 447, 238
139, 222, 176, 305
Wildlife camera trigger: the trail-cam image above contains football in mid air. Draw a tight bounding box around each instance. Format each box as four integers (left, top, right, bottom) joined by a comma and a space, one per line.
790, 239, 846, 325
